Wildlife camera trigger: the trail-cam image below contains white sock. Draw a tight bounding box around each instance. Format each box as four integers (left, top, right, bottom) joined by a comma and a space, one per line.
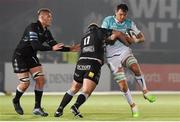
17, 86, 24, 93
123, 89, 134, 106
135, 75, 147, 91
66, 90, 75, 96
81, 92, 89, 100
132, 104, 138, 112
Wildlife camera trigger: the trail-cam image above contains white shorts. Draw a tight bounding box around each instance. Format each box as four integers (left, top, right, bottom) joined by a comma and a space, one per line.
107, 48, 134, 73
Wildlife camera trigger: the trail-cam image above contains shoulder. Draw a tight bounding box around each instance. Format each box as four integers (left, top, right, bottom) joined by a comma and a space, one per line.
101, 16, 115, 28
103, 16, 114, 22
125, 18, 133, 24
125, 18, 137, 25
99, 28, 112, 35
29, 21, 38, 27
27, 22, 38, 31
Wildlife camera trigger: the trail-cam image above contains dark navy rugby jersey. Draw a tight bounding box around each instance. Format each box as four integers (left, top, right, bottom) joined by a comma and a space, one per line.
79, 27, 112, 63
14, 20, 69, 57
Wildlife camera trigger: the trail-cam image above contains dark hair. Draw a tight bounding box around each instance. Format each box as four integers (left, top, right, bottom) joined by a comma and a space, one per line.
116, 4, 128, 13
37, 8, 52, 16
88, 23, 99, 31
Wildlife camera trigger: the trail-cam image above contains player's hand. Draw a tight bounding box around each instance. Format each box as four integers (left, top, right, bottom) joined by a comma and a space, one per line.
125, 35, 139, 44
52, 43, 64, 51
130, 32, 145, 43
70, 43, 80, 52
131, 35, 140, 43
109, 34, 117, 40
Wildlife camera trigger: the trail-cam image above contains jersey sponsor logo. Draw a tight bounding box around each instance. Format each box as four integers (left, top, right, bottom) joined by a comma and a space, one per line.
77, 65, 91, 70
82, 46, 95, 53
88, 72, 94, 78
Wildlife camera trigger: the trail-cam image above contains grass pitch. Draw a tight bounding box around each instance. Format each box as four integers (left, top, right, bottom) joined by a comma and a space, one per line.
0, 93, 180, 121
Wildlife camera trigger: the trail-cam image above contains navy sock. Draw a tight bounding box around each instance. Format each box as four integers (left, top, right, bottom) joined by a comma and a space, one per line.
59, 92, 73, 110
13, 89, 23, 103
74, 94, 86, 109
34, 90, 43, 109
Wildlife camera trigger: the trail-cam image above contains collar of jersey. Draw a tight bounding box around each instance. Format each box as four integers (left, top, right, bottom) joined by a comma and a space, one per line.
113, 16, 126, 25
37, 20, 47, 32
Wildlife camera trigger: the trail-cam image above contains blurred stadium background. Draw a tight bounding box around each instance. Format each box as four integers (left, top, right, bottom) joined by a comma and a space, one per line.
0, 0, 180, 92
0, 0, 180, 121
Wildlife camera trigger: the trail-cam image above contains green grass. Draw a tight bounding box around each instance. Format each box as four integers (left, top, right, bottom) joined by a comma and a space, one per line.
0, 94, 180, 121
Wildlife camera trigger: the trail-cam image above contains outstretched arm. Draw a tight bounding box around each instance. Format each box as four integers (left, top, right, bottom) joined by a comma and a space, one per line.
55, 43, 80, 52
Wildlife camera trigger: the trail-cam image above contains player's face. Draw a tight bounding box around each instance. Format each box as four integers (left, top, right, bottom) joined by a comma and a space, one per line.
40, 12, 53, 27
115, 9, 127, 23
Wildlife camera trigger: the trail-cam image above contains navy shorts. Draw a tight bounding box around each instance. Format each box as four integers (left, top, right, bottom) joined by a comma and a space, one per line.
12, 52, 41, 73
73, 59, 102, 84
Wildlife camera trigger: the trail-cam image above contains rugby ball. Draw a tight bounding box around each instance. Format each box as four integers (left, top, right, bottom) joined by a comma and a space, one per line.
126, 28, 137, 38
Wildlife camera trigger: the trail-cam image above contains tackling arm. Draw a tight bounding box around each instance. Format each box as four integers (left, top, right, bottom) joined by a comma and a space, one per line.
111, 30, 132, 46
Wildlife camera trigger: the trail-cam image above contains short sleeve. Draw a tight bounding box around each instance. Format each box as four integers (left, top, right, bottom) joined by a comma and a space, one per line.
131, 21, 141, 35
101, 17, 110, 29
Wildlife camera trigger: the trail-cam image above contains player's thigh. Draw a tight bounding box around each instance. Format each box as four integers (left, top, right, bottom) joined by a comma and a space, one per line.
107, 56, 123, 73
16, 72, 29, 79
123, 54, 137, 68
82, 78, 96, 95
30, 66, 45, 82
30, 66, 43, 73
70, 80, 82, 94
16, 72, 30, 90
124, 56, 142, 75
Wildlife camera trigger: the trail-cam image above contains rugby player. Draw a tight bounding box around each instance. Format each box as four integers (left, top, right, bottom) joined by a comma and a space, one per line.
12, 8, 79, 116
101, 4, 156, 117
54, 23, 134, 118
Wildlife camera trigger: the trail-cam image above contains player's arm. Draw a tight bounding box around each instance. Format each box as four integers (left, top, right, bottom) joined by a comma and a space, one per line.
103, 28, 131, 46
101, 17, 110, 28
110, 30, 132, 46
50, 42, 80, 52
28, 24, 54, 51
126, 31, 145, 44
135, 32, 145, 43
130, 21, 145, 43
52, 42, 80, 52
56, 43, 80, 52
45, 30, 80, 52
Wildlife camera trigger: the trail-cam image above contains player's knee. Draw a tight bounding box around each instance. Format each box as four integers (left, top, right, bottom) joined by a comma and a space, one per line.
114, 72, 126, 83
19, 77, 30, 84
18, 77, 30, 90
125, 56, 137, 68
32, 71, 44, 80
82, 89, 92, 97
70, 88, 79, 94
70, 85, 81, 94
